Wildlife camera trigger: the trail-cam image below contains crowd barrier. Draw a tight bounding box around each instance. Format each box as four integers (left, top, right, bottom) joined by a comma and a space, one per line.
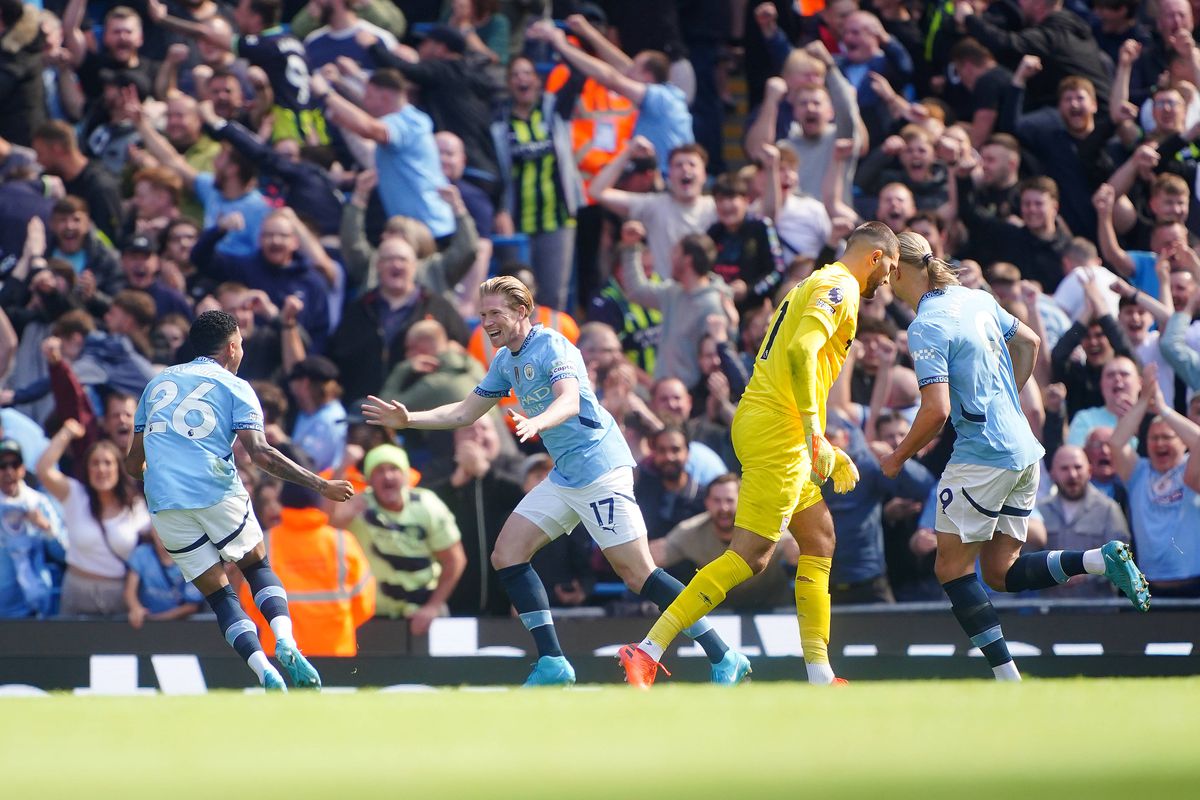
1, 600, 1196, 693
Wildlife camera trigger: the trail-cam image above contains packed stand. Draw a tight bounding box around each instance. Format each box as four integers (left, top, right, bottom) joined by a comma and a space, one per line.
2, 0, 1199, 640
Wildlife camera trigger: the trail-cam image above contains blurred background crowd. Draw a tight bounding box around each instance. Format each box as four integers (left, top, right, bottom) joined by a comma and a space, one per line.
1, 0, 1198, 655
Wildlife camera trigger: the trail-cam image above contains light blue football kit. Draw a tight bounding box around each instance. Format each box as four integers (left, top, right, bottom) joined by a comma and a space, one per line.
474, 326, 639, 548
908, 287, 1045, 541
135, 357, 266, 581
135, 357, 264, 513
474, 326, 635, 487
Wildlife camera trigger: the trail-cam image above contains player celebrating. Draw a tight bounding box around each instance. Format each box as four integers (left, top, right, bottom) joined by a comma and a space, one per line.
879, 232, 1150, 682
363, 276, 750, 687
620, 222, 897, 688
125, 311, 354, 691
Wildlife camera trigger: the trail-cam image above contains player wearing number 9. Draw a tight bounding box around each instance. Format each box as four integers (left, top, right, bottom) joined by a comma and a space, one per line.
124, 310, 354, 692
882, 233, 1149, 685
620, 222, 898, 689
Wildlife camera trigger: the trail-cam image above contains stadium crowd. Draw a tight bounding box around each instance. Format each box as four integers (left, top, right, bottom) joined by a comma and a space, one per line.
1, 0, 1199, 652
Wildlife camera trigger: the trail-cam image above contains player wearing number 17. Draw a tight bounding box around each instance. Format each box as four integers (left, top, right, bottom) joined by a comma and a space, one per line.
879, 233, 1150, 683
621, 222, 898, 688
363, 277, 749, 687
125, 311, 355, 691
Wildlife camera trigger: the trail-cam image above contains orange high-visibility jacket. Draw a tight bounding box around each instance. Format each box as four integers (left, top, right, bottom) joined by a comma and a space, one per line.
239, 507, 376, 657
545, 66, 637, 202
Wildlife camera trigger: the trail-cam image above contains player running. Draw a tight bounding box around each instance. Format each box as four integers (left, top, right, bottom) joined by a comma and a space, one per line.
879, 232, 1150, 681
362, 276, 750, 687
125, 311, 354, 691
620, 222, 897, 688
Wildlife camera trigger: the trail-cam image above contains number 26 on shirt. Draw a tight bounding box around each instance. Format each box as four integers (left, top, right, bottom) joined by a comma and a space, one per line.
145, 380, 218, 440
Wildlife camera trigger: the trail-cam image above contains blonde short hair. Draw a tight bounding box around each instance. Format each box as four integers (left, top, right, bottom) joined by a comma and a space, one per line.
479, 275, 534, 317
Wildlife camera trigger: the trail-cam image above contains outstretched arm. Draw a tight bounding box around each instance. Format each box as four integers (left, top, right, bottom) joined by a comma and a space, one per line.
362, 392, 498, 431
527, 21, 647, 105
236, 428, 354, 501
146, 0, 234, 51
312, 74, 389, 143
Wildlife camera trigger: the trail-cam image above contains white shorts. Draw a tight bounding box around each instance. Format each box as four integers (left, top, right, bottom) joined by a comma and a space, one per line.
934, 462, 1040, 544
153, 493, 264, 582
515, 467, 646, 550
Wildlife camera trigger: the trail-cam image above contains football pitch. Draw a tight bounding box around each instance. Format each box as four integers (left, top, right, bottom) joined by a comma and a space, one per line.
3, 678, 1197, 799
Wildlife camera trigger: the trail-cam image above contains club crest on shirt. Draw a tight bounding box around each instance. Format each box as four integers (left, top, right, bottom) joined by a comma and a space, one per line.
523, 363, 535, 380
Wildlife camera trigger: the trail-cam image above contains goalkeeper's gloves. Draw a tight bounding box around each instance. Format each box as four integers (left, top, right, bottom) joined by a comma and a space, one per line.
800, 414, 836, 486
830, 447, 860, 494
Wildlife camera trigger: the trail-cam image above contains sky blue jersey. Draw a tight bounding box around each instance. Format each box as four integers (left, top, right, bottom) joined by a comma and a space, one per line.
134, 357, 264, 513
474, 326, 635, 488
908, 287, 1044, 470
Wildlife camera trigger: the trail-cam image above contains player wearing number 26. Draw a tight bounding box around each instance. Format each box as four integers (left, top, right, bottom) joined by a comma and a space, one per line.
880, 232, 1149, 683
363, 277, 749, 687
126, 311, 355, 691
621, 222, 898, 688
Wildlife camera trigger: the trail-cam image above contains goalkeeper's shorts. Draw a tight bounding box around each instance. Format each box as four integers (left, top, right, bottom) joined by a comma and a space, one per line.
730, 402, 824, 542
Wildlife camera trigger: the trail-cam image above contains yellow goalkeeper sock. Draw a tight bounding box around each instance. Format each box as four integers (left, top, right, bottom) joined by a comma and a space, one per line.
795, 556, 834, 683
641, 551, 752, 660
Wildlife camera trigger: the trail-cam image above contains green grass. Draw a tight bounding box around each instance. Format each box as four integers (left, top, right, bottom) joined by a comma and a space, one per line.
3, 679, 1198, 798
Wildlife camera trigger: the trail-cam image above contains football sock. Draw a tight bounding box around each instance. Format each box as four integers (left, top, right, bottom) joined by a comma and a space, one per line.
242, 557, 294, 643
641, 551, 752, 660
638, 568, 729, 665
1004, 550, 1093, 592
942, 574, 1021, 682
497, 563, 563, 659
205, 585, 268, 678
795, 556, 835, 685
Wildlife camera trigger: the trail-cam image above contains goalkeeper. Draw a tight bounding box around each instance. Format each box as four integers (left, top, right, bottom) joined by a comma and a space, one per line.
620, 222, 900, 687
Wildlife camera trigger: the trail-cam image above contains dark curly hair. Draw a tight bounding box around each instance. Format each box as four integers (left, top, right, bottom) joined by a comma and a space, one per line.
189, 310, 239, 358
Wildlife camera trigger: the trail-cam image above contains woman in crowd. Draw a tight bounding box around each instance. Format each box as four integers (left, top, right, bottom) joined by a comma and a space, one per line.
35, 419, 150, 616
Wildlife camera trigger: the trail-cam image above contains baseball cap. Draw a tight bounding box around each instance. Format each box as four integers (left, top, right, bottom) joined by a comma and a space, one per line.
418, 24, 467, 55
0, 439, 22, 463
123, 234, 157, 255
287, 356, 339, 383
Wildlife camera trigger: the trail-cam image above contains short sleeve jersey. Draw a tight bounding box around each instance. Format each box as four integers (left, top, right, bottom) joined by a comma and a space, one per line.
907, 286, 1044, 470
135, 357, 263, 512
374, 107, 455, 239
738, 262, 862, 420
1126, 459, 1200, 581
473, 326, 635, 487
635, 83, 695, 175
236, 28, 314, 111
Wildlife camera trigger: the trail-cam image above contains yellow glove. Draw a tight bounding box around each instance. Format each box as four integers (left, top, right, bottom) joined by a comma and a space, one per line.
830, 447, 860, 494
801, 415, 836, 485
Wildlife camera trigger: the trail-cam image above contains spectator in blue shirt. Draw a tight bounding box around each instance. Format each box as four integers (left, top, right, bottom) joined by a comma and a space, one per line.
1112, 365, 1200, 596
527, 19, 694, 176
123, 529, 205, 628
823, 414, 934, 604
0, 439, 64, 618
287, 356, 348, 473
312, 67, 455, 238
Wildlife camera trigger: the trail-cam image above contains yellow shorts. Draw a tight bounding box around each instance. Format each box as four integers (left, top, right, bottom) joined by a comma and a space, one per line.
731, 403, 824, 542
